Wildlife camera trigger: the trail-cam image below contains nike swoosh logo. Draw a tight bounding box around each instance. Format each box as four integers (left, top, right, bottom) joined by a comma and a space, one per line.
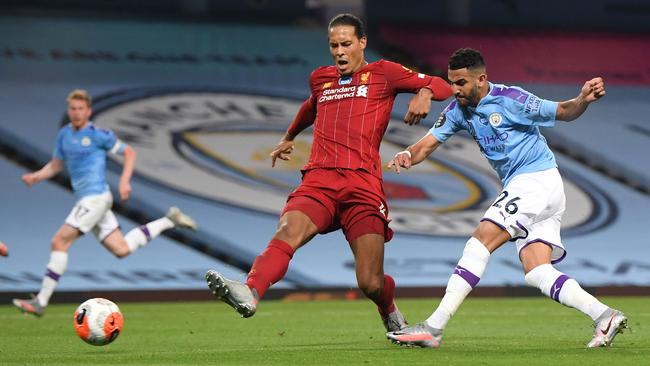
600, 315, 615, 334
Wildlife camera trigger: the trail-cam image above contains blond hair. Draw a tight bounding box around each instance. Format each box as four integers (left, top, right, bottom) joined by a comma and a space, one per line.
67, 89, 92, 107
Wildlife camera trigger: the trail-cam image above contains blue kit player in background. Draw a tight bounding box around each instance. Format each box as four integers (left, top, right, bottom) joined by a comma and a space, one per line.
386, 48, 627, 348
13, 89, 198, 317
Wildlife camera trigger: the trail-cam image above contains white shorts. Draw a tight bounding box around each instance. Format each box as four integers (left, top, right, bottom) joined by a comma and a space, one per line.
64, 191, 120, 242
481, 168, 567, 264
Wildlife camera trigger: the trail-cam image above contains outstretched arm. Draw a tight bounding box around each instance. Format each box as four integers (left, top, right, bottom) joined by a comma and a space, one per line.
270, 96, 316, 167
118, 145, 136, 201
387, 133, 442, 173
21, 158, 63, 186
556, 77, 605, 121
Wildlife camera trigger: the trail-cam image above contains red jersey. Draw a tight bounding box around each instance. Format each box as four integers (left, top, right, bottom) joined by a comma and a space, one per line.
288, 59, 451, 179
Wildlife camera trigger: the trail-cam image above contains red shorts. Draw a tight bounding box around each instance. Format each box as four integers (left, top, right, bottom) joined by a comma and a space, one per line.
282, 168, 393, 243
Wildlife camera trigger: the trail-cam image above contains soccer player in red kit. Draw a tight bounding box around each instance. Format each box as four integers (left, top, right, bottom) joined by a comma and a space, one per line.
206, 13, 451, 332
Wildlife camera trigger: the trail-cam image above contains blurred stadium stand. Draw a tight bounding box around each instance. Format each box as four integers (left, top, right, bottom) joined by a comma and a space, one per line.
365, 0, 650, 31
1, 1, 649, 301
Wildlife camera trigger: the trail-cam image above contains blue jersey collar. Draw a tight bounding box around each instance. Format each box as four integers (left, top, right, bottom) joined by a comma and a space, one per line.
70, 121, 94, 132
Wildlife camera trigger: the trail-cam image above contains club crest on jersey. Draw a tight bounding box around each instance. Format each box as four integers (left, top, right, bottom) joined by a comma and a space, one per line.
360, 72, 370, 84
81, 137, 91, 146
86, 87, 613, 238
489, 112, 503, 127
338, 76, 352, 85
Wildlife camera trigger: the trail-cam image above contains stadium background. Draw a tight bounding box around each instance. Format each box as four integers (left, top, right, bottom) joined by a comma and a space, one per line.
1, 0, 649, 304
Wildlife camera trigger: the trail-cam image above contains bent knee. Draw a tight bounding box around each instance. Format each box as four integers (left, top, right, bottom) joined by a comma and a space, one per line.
274, 216, 316, 246
51, 236, 69, 251
111, 246, 131, 258
358, 276, 384, 299
113, 251, 130, 258
471, 222, 510, 252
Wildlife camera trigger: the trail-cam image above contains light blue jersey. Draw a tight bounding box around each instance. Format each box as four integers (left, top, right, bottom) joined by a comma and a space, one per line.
431, 82, 559, 186
53, 122, 125, 198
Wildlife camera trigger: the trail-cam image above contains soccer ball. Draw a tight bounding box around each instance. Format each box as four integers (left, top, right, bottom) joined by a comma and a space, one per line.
0, 241, 8, 257
73, 298, 124, 346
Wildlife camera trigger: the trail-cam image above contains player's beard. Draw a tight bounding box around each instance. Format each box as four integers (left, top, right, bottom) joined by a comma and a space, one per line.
462, 86, 481, 107
455, 85, 480, 107
456, 86, 481, 107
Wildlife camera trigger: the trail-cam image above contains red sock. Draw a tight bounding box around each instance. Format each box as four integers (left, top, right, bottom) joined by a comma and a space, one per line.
375, 275, 396, 317
246, 239, 294, 299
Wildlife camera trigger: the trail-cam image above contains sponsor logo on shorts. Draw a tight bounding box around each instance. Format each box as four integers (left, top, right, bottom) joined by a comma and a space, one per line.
85, 88, 614, 238
379, 202, 387, 218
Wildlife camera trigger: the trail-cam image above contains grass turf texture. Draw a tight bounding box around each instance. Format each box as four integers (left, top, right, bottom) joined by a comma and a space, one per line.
1, 297, 648, 365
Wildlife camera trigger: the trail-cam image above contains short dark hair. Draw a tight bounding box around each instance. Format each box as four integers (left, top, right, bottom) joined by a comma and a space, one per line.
328, 13, 366, 39
448, 48, 485, 70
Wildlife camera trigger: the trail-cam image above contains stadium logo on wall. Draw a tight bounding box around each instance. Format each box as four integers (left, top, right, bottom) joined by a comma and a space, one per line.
87, 87, 614, 237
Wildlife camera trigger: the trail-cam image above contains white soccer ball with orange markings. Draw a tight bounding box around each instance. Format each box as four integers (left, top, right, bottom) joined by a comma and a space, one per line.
73, 298, 124, 346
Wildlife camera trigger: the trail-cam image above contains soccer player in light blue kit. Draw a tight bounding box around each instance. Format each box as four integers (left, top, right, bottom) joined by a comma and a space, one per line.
386, 49, 627, 348
13, 89, 198, 317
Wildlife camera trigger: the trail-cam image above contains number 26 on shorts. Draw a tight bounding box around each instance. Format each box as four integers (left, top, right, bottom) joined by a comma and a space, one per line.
492, 190, 521, 214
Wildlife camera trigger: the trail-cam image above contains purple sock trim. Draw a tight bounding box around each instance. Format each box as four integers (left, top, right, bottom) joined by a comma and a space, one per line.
140, 225, 152, 241
454, 265, 480, 288
550, 274, 570, 302
46, 268, 61, 281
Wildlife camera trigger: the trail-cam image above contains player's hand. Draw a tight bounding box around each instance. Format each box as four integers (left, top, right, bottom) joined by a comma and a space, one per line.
581, 77, 605, 103
270, 139, 295, 167
387, 150, 412, 174
404, 88, 433, 125
21, 173, 38, 186
119, 180, 131, 201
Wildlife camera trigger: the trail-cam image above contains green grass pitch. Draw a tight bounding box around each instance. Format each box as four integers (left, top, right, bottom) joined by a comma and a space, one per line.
1, 297, 648, 365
